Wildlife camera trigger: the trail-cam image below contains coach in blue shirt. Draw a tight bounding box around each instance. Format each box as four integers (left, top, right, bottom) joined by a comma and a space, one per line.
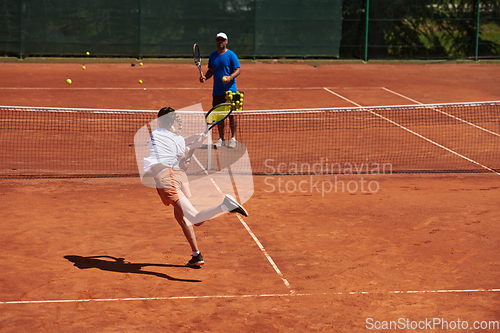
200, 32, 241, 148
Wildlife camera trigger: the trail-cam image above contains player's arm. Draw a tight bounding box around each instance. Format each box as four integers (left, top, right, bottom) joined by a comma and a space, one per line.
200, 68, 213, 83
179, 134, 206, 170
184, 133, 205, 145
179, 149, 194, 171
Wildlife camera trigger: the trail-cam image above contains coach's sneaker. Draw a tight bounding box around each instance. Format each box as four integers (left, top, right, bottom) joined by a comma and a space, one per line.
215, 138, 225, 148
228, 137, 237, 148
222, 194, 248, 217
187, 253, 204, 267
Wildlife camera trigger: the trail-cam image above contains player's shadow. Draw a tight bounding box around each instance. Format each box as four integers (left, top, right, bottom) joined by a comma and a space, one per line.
64, 255, 201, 283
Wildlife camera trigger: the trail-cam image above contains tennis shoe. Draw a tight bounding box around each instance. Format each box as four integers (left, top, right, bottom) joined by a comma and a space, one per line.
228, 137, 237, 148
222, 194, 248, 217
215, 138, 225, 148
187, 253, 204, 267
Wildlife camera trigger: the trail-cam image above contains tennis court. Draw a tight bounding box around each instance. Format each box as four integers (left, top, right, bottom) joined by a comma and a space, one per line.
1, 61, 500, 332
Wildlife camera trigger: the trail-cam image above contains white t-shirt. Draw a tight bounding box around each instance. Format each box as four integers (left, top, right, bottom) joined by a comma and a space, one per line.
144, 128, 185, 172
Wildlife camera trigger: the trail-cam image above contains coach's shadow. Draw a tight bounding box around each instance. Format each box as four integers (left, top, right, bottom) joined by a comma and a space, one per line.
64, 255, 201, 283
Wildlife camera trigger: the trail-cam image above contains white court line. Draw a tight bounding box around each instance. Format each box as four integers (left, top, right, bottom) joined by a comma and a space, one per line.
2, 288, 499, 305
192, 154, 293, 293
235, 214, 293, 292
382, 87, 500, 139
323, 87, 500, 176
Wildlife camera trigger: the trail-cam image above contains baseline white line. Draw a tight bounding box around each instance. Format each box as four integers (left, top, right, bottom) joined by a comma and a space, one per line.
2, 288, 499, 305
382, 87, 500, 138
323, 88, 500, 176
192, 154, 293, 292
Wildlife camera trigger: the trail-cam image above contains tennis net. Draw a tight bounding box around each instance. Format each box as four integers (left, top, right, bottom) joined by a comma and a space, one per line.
1, 101, 499, 179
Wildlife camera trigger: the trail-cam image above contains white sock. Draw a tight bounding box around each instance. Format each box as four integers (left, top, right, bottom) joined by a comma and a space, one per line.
192, 250, 200, 256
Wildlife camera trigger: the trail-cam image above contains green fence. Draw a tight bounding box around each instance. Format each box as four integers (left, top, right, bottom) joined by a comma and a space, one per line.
0, 0, 498, 60
0, 0, 343, 59
342, 0, 500, 60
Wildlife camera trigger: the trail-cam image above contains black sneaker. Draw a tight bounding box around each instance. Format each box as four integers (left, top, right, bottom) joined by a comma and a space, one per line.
222, 194, 248, 217
187, 253, 204, 267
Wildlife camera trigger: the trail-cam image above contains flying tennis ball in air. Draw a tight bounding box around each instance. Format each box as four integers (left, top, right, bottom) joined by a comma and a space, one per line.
66, 79, 72, 84
139, 62, 143, 66
86, 51, 90, 56
138, 79, 143, 84
82, 65, 86, 70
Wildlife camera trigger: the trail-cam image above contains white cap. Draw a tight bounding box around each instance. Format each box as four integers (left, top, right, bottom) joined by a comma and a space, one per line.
216, 32, 228, 40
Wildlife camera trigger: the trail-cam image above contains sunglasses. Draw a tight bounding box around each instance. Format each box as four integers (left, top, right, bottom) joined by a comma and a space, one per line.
216, 38, 226, 42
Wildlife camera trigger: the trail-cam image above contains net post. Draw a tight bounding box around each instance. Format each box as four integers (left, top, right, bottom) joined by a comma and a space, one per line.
207, 111, 214, 171
207, 131, 212, 171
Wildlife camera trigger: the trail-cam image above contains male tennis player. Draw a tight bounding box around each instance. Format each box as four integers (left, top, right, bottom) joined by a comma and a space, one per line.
199, 32, 241, 148
144, 107, 248, 267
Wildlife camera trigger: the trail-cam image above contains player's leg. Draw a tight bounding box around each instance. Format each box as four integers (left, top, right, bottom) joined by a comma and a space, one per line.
173, 195, 248, 226
173, 206, 199, 251
216, 121, 225, 143
228, 114, 237, 148
173, 206, 204, 267
173, 196, 223, 226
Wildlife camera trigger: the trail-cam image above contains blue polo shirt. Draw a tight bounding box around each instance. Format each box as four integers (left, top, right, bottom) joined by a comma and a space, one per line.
208, 49, 240, 96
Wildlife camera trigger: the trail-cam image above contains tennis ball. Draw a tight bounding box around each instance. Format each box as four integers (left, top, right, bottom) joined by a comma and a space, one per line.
139, 79, 143, 84
82, 65, 86, 70
66, 79, 72, 84
86, 51, 90, 56
222, 76, 228, 83
139, 62, 143, 66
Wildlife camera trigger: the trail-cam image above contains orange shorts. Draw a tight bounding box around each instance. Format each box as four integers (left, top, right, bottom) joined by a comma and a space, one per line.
154, 168, 191, 206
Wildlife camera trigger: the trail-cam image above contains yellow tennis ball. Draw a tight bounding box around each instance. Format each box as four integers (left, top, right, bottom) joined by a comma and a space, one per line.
139, 62, 143, 66
86, 51, 90, 56
138, 79, 143, 84
82, 65, 86, 70
222, 76, 228, 82
66, 79, 72, 84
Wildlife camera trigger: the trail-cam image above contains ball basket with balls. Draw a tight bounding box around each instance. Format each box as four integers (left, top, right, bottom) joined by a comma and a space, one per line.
225, 91, 244, 111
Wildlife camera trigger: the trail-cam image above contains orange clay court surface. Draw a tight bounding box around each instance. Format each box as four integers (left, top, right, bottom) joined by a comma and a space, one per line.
0, 61, 499, 332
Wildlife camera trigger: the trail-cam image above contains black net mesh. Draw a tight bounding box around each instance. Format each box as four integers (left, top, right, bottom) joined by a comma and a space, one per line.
1, 102, 499, 179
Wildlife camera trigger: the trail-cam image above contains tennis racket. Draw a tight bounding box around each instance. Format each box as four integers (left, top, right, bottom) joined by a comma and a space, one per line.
203, 103, 232, 134
193, 44, 203, 77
